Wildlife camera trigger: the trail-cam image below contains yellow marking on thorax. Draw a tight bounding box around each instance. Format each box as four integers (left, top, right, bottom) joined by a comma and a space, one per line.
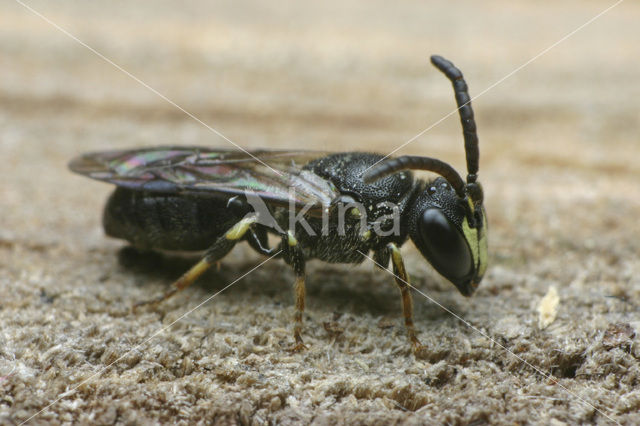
287, 230, 298, 247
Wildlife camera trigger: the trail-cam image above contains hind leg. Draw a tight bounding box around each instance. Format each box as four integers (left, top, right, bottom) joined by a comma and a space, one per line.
133, 215, 258, 310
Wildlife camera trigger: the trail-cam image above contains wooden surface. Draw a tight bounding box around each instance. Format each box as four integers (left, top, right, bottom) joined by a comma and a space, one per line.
1, 1, 639, 424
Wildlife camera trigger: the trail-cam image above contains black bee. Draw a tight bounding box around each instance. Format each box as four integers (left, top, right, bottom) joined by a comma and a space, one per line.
69, 55, 487, 352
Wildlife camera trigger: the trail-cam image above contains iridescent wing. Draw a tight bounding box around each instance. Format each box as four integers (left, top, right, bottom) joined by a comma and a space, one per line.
69, 146, 339, 212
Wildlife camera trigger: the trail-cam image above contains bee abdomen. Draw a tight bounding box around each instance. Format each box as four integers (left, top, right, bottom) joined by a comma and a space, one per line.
103, 187, 238, 251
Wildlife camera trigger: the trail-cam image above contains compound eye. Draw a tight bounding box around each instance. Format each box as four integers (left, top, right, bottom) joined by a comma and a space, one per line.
420, 209, 472, 281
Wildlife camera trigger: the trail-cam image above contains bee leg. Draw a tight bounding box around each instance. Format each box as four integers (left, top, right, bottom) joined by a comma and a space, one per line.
387, 243, 424, 353
281, 231, 307, 352
246, 226, 278, 256
133, 215, 258, 311
373, 247, 391, 270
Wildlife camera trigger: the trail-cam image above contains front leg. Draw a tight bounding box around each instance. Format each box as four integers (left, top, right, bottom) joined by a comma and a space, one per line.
281, 231, 307, 351
386, 243, 424, 352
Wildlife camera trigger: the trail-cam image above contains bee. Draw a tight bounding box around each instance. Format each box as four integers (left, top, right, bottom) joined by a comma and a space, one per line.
69, 55, 487, 352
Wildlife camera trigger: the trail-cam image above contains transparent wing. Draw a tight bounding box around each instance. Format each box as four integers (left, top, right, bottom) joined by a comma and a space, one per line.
69, 146, 339, 211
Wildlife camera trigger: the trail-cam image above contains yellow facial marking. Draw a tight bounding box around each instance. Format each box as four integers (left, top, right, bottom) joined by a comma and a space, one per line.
466, 196, 475, 213
476, 212, 488, 278
462, 209, 488, 281
462, 218, 479, 268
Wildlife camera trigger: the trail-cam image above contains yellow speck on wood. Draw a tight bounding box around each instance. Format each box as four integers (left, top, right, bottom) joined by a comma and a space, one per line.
537, 286, 560, 329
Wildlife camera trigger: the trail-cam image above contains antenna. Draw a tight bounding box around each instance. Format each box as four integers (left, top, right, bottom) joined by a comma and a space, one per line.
364, 56, 481, 202
430, 55, 480, 184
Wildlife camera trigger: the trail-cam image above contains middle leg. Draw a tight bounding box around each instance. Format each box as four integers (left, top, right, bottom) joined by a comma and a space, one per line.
386, 243, 424, 351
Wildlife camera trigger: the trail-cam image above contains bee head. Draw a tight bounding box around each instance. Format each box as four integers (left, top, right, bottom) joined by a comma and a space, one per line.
363, 55, 487, 296
409, 177, 487, 296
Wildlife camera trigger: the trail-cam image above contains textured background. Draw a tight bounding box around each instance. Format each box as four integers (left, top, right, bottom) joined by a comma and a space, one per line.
1, 1, 639, 424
